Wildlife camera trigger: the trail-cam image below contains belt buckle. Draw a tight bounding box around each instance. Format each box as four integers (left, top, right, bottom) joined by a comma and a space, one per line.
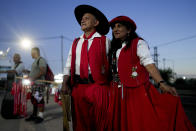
117, 81, 122, 88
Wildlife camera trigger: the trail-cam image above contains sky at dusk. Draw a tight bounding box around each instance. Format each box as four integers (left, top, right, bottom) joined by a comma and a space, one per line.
0, 0, 196, 75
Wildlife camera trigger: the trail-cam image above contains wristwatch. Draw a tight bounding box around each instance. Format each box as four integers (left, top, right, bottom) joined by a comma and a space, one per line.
158, 80, 165, 88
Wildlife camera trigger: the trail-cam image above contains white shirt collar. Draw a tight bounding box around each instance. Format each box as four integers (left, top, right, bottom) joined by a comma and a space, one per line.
79, 32, 101, 40
122, 41, 127, 48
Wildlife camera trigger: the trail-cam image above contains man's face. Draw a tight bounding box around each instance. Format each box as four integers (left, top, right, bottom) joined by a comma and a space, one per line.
81, 13, 99, 32
13, 54, 20, 63
31, 50, 36, 59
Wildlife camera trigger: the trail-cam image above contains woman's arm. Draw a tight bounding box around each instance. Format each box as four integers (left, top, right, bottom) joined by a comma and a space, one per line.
137, 40, 177, 96
145, 64, 177, 96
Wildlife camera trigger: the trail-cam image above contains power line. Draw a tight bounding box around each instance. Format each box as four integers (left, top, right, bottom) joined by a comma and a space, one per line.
152, 34, 196, 68
156, 34, 196, 47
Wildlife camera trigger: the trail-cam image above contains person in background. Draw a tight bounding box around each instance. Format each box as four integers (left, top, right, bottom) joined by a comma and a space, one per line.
0, 53, 25, 117
0, 53, 25, 79
25, 47, 47, 124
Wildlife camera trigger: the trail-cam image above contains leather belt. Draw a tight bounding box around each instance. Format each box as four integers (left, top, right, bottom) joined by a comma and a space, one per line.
74, 74, 94, 84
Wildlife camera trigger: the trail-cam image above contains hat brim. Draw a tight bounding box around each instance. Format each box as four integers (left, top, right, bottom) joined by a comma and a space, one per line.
75, 5, 109, 35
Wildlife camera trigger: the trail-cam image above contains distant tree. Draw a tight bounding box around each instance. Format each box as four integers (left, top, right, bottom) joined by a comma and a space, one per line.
174, 78, 196, 90
186, 79, 196, 89
174, 78, 187, 89
159, 68, 174, 85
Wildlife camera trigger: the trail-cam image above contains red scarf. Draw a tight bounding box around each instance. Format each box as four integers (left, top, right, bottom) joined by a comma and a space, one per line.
80, 30, 96, 79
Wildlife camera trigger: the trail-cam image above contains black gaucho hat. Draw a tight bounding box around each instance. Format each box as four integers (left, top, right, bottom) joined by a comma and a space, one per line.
74, 5, 109, 35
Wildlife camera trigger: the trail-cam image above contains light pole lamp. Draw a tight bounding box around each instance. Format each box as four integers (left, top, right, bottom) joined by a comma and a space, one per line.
20, 38, 32, 50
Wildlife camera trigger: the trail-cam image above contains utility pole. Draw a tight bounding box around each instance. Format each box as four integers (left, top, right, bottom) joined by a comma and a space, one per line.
153, 46, 159, 68
163, 58, 166, 69
61, 35, 64, 73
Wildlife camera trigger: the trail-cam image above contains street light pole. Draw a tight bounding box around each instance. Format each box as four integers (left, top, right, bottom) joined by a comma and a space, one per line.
61, 35, 64, 73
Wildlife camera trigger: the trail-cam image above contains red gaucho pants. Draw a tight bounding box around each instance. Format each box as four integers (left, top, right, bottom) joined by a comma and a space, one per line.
71, 83, 110, 131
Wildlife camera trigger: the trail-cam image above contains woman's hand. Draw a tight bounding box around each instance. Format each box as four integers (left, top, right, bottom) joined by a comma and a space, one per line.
159, 83, 178, 96
145, 64, 178, 96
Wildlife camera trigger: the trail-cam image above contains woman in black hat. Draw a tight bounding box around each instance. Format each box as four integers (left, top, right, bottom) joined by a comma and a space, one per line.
108, 16, 195, 131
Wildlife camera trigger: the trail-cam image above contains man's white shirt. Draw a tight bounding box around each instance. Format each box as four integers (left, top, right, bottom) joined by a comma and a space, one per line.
64, 32, 110, 76
11, 62, 25, 77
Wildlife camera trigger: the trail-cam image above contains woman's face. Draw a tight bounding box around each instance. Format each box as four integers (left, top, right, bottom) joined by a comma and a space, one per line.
112, 23, 130, 40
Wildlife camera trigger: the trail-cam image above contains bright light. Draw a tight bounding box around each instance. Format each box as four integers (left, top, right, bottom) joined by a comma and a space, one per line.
54, 73, 64, 84
22, 79, 31, 86
6, 48, 10, 53
0, 51, 3, 55
182, 76, 186, 80
21, 38, 32, 49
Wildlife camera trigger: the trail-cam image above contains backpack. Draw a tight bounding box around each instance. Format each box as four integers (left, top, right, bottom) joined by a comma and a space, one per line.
37, 57, 54, 82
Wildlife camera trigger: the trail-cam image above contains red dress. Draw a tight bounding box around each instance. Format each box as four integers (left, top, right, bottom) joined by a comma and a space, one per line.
109, 38, 195, 131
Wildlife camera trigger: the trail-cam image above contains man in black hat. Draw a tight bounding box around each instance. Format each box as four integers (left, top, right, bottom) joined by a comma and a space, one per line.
61, 5, 111, 131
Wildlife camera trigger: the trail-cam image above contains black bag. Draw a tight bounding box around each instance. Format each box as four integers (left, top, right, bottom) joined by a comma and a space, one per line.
1, 73, 17, 119
1, 91, 17, 119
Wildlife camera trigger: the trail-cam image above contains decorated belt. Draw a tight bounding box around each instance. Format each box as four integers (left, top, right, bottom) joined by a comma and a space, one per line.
74, 74, 94, 84
112, 73, 122, 88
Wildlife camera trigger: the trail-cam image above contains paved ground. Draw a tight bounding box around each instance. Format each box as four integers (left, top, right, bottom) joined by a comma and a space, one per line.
0, 91, 64, 131
0, 89, 196, 131
179, 90, 196, 127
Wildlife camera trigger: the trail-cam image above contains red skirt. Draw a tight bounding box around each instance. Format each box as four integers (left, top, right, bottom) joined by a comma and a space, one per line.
111, 82, 195, 131
12, 82, 28, 117
71, 83, 110, 131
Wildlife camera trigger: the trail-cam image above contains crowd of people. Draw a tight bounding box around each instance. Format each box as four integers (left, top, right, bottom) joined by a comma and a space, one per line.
0, 4, 195, 131
1, 47, 48, 123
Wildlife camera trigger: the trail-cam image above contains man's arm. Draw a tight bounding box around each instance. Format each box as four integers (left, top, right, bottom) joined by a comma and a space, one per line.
61, 42, 73, 94
0, 70, 16, 74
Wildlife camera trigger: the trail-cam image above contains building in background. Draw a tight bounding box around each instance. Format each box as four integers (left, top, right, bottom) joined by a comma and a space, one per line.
0, 48, 12, 88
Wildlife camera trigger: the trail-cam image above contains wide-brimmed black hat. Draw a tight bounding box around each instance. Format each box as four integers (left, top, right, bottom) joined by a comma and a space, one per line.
74, 5, 109, 35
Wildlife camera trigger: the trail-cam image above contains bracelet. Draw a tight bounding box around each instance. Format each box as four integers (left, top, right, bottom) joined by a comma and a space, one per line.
158, 80, 165, 88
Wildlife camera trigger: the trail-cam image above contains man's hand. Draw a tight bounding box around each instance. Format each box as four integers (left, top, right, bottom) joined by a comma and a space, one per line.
23, 69, 30, 74
61, 75, 71, 95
